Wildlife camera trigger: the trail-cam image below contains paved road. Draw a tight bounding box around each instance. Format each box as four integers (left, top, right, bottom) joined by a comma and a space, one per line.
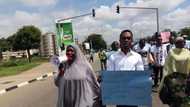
0, 77, 57, 107
0, 53, 169, 107
0, 63, 54, 90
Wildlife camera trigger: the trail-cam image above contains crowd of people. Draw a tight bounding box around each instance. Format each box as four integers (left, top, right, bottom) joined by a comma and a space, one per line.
53, 29, 190, 107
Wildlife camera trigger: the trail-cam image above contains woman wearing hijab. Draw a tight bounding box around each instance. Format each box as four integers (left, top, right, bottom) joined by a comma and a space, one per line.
163, 37, 190, 76
54, 44, 100, 107
159, 37, 190, 107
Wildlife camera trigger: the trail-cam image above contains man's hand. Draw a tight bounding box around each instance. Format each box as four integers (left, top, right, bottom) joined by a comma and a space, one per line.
97, 75, 102, 83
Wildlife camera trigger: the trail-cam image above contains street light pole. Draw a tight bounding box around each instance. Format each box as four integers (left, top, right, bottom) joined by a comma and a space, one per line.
155, 8, 159, 33
118, 6, 159, 33
57, 13, 91, 22
57, 9, 96, 22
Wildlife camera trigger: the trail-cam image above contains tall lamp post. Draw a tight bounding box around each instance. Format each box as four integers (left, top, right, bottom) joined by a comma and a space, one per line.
116, 5, 159, 33
57, 9, 96, 22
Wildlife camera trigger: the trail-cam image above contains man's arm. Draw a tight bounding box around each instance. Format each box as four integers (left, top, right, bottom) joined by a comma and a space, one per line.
106, 56, 114, 71
150, 46, 156, 64
136, 55, 144, 70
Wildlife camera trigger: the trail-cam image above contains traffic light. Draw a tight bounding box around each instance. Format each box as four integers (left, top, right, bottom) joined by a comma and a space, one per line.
92, 9, 95, 17
116, 5, 120, 14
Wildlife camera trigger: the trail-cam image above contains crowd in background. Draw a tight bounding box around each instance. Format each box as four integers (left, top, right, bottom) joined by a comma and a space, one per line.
96, 31, 190, 107
54, 30, 190, 107
98, 32, 190, 88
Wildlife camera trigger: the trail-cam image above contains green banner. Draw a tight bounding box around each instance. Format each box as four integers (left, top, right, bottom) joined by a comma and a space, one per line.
56, 20, 74, 46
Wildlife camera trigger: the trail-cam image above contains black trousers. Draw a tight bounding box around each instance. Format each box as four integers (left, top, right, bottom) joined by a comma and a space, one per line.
101, 105, 137, 107
100, 60, 107, 70
116, 105, 137, 107
153, 65, 163, 86
89, 57, 94, 62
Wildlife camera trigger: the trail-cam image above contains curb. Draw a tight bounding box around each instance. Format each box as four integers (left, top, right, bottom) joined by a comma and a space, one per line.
0, 72, 56, 95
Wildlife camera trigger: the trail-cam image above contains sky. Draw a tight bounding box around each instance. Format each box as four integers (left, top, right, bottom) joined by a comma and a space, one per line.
0, 0, 190, 44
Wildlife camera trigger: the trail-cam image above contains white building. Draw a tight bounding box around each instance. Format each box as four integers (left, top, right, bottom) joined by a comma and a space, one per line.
40, 32, 57, 57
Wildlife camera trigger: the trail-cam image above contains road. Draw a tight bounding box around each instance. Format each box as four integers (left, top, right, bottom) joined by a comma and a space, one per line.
0, 77, 57, 107
0, 53, 169, 107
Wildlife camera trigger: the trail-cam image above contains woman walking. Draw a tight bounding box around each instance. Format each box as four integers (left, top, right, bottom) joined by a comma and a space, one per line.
54, 44, 100, 107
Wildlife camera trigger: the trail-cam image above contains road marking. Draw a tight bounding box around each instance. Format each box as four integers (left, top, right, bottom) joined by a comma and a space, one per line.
28, 79, 37, 83
36, 76, 43, 80
47, 73, 53, 76
5, 85, 18, 91
0, 72, 54, 95
0, 90, 6, 95
18, 81, 29, 87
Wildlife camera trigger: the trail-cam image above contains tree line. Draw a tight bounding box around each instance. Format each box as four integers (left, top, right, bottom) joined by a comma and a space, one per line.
0, 25, 190, 62
0, 25, 41, 62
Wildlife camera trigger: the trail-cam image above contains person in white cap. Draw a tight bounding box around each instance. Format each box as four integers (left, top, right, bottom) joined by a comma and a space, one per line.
163, 36, 190, 77
159, 36, 190, 107
151, 34, 168, 88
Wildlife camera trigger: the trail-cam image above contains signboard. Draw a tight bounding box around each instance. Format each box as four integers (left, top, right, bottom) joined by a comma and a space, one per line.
161, 32, 171, 43
56, 20, 74, 46
101, 71, 152, 106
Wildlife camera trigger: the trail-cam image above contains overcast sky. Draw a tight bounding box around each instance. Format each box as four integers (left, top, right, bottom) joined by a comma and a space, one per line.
0, 0, 190, 44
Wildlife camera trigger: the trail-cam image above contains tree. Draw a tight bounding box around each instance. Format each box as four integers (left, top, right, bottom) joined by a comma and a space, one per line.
7, 34, 17, 51
0, 38, 8, 60
13, 25, 41, 62
0, 49, 2, 61
180, 27, 190, 40
163, 28, 171, 32
0, 38, 9, 51
84, 33, 107, 51
170, 31, 178, 38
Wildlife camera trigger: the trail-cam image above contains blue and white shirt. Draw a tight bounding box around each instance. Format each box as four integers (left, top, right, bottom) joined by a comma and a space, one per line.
151, 45, 167, 66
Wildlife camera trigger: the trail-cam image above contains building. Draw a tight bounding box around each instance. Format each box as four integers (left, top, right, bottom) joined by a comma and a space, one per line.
40, 32, 57, 57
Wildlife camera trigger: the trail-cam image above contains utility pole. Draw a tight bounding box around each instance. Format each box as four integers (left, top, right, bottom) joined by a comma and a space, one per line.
57, 9, 96, 22
116, 5, 159, 33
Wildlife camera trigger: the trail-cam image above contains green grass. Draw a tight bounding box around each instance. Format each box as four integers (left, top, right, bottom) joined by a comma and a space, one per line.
0, 63, 39, 77
0, 57, 48, 77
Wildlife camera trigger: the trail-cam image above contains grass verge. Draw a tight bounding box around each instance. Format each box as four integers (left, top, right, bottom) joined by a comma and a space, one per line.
0, 57, 48, 77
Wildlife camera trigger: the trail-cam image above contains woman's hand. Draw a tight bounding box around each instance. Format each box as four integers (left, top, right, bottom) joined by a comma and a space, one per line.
58, 63, 65, 77
58, 68, 64, 77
